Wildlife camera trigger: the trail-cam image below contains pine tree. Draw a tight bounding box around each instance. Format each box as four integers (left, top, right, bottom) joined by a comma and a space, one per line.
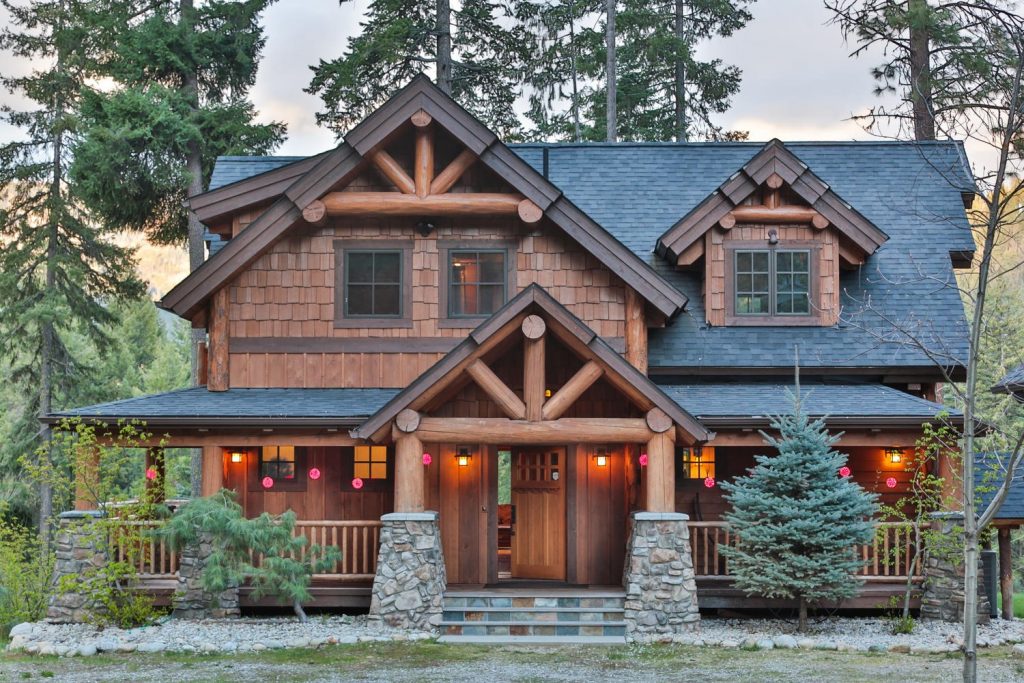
308, 0, 528, 138
0, 0, 146, 533
720, 387, 878, 631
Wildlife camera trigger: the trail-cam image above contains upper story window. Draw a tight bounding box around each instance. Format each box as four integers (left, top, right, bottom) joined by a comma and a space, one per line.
734, 249, 811, 318
439, 243, 512, 324
334, 240, 413, 328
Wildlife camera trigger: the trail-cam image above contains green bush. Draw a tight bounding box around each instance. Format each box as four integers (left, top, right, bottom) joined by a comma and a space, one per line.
0, 517, 54, 637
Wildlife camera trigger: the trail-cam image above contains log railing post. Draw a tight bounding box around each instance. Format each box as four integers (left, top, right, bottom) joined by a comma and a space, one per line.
208, 287, 230, 391
394, 431, 425, 513
644, 429, 675, 512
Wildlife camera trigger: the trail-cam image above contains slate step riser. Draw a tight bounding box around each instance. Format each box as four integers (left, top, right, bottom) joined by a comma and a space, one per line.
441, 594, 627, 640
440, 624, 626, 637
442, 610, 623, 622
443, 597, 623, 610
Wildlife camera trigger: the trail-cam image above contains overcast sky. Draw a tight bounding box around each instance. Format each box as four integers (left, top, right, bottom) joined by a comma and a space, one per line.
0, 0, 900, 153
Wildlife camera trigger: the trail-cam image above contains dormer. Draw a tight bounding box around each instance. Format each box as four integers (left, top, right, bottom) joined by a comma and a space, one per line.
656, 140, 889, 327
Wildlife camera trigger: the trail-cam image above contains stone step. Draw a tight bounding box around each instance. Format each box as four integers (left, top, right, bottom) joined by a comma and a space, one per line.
438, 634, 626, 645
439, 621, 626, 637
442, 595, 624, 610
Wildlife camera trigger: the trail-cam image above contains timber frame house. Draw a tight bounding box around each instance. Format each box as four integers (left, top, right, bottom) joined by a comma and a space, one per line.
50, 76, 979, 629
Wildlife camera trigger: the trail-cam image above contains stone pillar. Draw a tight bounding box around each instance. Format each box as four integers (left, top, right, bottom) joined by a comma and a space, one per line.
920, 512, 991, 623
368, 511, 446, 631
622, 511, 700, 639
47, 511, 107, 623
172, 532, 240, 619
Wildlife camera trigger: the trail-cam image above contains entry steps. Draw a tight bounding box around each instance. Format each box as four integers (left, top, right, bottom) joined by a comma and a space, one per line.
437, 588, 627, 644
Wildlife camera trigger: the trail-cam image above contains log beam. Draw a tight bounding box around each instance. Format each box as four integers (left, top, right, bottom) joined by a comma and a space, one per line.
644, 429, 676, 512
302, 199, 328, 226
430, 149, 476, 195
413, 417, 654, 445
676, 239, 705, 267
370, 150, 416, 195
625, 287, 648, 373
395, 408, 421, 433
517, 198, 543, 224
319, 192, 526, 217
523, 316, 546, 421
645, 407, 672, 434
999, 526, 1014, 620
466, 359, 527, 420
395, 432, 425, 513
414, 125, 433, 197
208, 287, 230, 391
541, 361, 603, 421
724, 205, 830, 227
410, 109, 432, 128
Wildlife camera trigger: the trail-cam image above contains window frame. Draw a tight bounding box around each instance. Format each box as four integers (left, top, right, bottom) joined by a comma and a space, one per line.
677, 446, 716, 481
340, 445, 392, 492
438, 240, 515, 327
333, 240, 414, 328
248, 445, 307, 492
724, 241, 820, 326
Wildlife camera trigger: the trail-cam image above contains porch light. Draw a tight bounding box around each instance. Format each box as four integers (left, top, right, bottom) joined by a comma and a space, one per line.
886, 448, 904, 465
456, 446, 473, 467
352, 477, 364, 490
593, 448, 609, 468
230, 451, 244, 463
545, 389, 552, 398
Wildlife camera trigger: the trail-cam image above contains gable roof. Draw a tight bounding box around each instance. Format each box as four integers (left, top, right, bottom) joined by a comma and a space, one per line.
657, 139, 889, 262
350, 283, 711, 443
975, 453, 1024, 522
165, 75, 687, 320
993, 364, 1024, 398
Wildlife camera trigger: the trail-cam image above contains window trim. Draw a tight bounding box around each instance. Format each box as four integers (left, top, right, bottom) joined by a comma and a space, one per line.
724, 241, 821, 326
333, 240, 414, 329
340, 445, 392, 492
677, 446, 716, 481
248, 445, 307, 492
438, 240, 516, 328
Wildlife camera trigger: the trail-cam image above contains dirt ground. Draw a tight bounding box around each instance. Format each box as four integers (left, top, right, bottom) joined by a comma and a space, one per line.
3, 641, 1023, 682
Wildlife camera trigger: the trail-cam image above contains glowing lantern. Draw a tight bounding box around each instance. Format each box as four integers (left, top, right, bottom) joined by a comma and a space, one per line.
422, 453, 432, 466
145, 468, 157, 481
885, 477, 898, 489
639, 453, 649, 467
262, 476, 274, 489
352, 477, 364, 490
703, 476, 715, 489
230, 451, 244, 463
308, 467, 321, 480
839, 466, 851, 478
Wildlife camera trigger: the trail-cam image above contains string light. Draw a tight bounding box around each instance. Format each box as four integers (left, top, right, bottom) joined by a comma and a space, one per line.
885, 477, 897, 489
639, 453, 648, 467
308, 467, 321, 480
262, 476, 274, 489
352, 477, 364, 490
422, 453, 432, 466
703, 476, 715, 489
145, 468, 157, 481
839, 466, 851, 478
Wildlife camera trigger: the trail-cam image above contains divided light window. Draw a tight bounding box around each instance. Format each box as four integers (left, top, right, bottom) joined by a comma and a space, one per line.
345, 250, 402, 317
260, 446, 296, 480
449, 250, 506, 317
735, 250, 810, 317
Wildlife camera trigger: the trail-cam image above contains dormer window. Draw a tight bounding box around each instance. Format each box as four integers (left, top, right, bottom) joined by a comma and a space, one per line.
735, 249, 811, 317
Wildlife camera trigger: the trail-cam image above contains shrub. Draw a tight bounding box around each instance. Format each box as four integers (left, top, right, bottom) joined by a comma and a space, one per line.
0, 517, 54, 637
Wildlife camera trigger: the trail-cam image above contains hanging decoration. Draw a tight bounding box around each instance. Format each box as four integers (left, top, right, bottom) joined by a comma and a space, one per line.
639, 453, 649, 467
352, 477, 364, 490
308, 467, 321, 480
145, 468, 157, 481
839, 466, 851, 478
703, 476, 716, 489
422, 453, 432, 466
262, 476, 274, 489
885, 477, 897, 489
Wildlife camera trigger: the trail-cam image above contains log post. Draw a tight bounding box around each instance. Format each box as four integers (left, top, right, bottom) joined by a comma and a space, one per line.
936, 447, 963, 509
523, 315, 546, 421
196, 341, 209, 386
208, 287, 230, 392
999, 526, 1014, 620
143, 448, 166, 504
74, 445, 100, 511
395, 432, 425, 513
625, 287, 648, 374
644, 430, 676, 513
200, 445, 223, 497
414, 125, 433, 198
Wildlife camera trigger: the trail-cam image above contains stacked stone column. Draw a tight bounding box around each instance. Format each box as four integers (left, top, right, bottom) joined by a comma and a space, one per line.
171, 532, 240, 619
47, 511, 107, 623
622, 511, 700, 637
920, 512, 991, 623
368, 512, 446, 630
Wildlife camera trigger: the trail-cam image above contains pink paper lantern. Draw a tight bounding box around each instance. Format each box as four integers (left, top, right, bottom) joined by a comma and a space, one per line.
839, 466, 851, 478
639, 453, 649, 467
145, 468, 157, 481
885, 477, 898, 489
422, 453, 432, 466
703, 476, 715, 489
262, 476, 274, 489
308, 467, 321, 480
352, 477, 364, 490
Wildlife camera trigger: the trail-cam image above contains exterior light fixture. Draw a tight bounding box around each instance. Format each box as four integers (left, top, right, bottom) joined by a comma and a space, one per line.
593, 447, 609, 468
544, 388, 552, 398
230, 451, 244, 463
456, 446, 473, 467
352, 477, 364, 490
886, 448, 904, 465
767, 228, 779, 245
415, 220, 435, 237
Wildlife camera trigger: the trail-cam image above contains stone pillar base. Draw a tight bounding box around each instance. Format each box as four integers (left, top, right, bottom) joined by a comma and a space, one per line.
623, 512, 700, 637
171, 532, 240, 619
920, 512, 991, 624
47, 511, 107, 623
368, 512, 446, 631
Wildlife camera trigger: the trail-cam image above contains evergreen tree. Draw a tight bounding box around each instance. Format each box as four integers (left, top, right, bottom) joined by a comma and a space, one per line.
0, 0, 146, 532
308, 0, 528, 138
720, 388, 878, 631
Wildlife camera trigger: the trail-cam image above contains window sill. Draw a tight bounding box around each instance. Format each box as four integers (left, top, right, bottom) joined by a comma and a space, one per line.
334, 318, 414, 329
438, 317, 490, 329
723, 315, 824, 327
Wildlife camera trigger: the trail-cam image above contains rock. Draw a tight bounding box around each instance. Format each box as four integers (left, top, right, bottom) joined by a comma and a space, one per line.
814, 640, 838, 651
95, 637, 120, 652
264, 640, 284, 649
756, 638, 775, 650
77, 644, 97, 657
1012, 643, 1024, 658
797, 638, 815, 649
252, 643, 267, 651
200, 642, 218, 653
868, 644, 886, 653
137, 642, 165, 653
9, 622, 34, 637
888, 644, 911, 654
720, 639, 740, 649
741, 636, 759, 650
773, 635, 798, 649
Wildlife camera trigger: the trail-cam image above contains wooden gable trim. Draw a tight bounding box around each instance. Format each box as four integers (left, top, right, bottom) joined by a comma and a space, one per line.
349, 284, 711, 444
657, 140, 889, 263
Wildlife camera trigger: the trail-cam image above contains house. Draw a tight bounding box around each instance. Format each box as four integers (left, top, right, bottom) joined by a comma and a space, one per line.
47, 76, 975, 637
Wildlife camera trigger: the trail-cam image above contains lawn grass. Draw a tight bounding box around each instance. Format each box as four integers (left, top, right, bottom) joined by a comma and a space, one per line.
995, 592, 1024, 618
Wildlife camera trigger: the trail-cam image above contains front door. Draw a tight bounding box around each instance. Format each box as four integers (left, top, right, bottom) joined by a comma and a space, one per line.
510, 447, 566, 580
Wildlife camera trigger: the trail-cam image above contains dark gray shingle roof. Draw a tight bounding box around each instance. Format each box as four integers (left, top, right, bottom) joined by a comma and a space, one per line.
993, 364, 1024, 395
205, 140, 974, 372
975, 454, 1024, 521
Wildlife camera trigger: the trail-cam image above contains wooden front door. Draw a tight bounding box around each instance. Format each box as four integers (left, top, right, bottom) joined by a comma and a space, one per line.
510, 447, 566, 580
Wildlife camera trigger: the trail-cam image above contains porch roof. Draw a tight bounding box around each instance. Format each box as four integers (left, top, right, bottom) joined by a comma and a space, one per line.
975, 453, 1024, 523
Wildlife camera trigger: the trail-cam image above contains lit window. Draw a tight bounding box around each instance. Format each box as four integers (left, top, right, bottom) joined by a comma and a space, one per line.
735, 250, 810, 317
260, 446, 296, 480
680, 447, 715, 480
354, 445, 388, 480
449, 250, 506, 317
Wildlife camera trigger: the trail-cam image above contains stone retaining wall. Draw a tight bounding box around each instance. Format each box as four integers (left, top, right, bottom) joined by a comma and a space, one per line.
622, 511, 700, 637
368, 512, 446, 631
47, 511, 107, 623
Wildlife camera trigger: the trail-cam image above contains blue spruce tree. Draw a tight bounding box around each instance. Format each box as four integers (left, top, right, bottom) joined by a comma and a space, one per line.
721, 385, 878, 631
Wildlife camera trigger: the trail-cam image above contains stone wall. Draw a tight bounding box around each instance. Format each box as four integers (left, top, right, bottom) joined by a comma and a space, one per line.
920, 513, 991, 624
368, 512, 446, 631
47, 511, 107, 623
171, 532, 240, 619
622, 512, 700, 638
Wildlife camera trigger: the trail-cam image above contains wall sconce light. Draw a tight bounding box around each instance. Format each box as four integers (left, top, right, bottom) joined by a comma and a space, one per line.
886, 448, 904, 465
415, 219, 435, 237
593, 447, 609, 468
456, 446, 473, 467
230, 451, 244, 463
544, 388, 552, 398
767, 228, 779, 245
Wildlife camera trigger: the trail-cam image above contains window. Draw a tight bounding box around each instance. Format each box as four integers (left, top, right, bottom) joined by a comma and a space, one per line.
448, 250, 506, 317
679, 447, 715, 480
343, 445, 391, 491
334, 240, 413, 328
734, 249, 810, 317
250, 446, 307, 492
260, 445, 296, 480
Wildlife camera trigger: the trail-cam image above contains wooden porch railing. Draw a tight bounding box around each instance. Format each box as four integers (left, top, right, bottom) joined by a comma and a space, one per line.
112, 520, 178, 578
687, 521, 922, 580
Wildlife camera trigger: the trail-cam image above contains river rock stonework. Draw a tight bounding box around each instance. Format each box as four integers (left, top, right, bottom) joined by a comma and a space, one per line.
920, 513, 990, 624
47, 512, 108, 623
368, 512, 446, 631
171, 532, 239, 619
623, 512, 700, 637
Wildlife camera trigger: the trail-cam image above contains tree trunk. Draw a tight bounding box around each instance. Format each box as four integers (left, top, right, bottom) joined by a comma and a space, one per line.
436, 0, 452, 94
674, 0, 687, 141
605, 0, 616, 142
909, 0, 935, 140
999, 527, 1013, 620
569, 4, 581, 142
293, 598, 308, 623
798, 596, 808, 632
